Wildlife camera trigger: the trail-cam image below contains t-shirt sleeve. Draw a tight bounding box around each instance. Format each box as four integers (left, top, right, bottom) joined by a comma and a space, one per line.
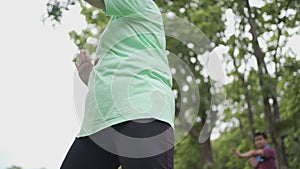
104, 0, 148, 16
263, 148, 275, 158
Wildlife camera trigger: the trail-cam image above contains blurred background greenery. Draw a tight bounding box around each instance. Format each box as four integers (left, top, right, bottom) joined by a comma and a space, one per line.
37, 0, 300, 169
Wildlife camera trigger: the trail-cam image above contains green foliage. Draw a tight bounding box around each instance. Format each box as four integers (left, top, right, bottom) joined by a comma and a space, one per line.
155, 0, 225, 46
175, 135, 201, 169
68, 1, 109, 54
278, 58, 300, 169
213, 0, 299, 168
6, 166, 22, 169
213, 128, 254, 169
44, 0, 300, 168
43, 0, 77, 25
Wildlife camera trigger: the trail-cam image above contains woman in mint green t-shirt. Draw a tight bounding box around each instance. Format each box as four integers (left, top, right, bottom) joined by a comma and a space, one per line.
60, 0, 175, 169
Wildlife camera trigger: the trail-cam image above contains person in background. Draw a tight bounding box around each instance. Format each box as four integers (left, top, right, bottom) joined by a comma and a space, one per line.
232, 132, 276, 169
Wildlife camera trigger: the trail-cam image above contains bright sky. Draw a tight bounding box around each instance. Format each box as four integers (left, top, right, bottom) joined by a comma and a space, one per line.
0, 1, 86, 169
0, 0, 299, 169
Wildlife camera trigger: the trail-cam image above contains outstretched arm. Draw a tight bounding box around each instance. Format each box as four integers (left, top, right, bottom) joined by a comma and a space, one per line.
232, 148, 264, 158
84, 0, 105, 9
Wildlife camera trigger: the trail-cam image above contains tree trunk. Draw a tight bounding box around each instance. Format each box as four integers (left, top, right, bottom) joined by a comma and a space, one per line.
230, 52, 255, 138
244, 1, 289, 168
240, 76, 255, 137
274, 137, 289, 169
189, 127, 214, 169
201, 139, 214, 169
238, 118, 247, 139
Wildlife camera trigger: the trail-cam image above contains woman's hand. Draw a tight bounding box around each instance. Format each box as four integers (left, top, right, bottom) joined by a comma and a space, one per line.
75, 50, 93, 86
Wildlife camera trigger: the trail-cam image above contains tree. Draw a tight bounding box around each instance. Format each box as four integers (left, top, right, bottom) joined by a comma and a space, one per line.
44, 0, 300, 168
278, 58, 300, 169
220, 0, 299, 168
6, 166, 22, 169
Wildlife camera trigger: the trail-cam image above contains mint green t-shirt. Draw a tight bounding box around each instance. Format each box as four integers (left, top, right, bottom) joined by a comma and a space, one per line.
77, 0, 175, 137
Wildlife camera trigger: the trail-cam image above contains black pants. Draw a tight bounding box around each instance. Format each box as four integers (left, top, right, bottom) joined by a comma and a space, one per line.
60, 119, 174, 169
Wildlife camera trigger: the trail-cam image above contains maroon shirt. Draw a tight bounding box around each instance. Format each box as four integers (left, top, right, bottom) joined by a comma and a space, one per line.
257, 148, 276, 169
